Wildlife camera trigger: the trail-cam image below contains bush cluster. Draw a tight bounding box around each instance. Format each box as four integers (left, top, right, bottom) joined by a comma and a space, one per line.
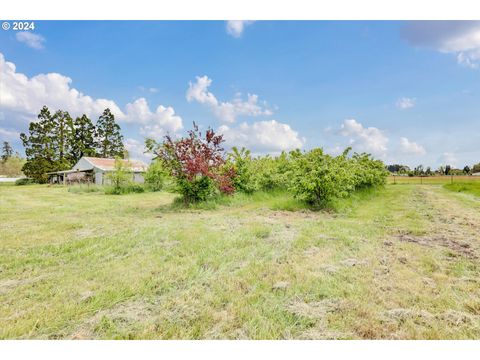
229, 147, 388, 206
15, 178, 35, 186
146, 123, 235, 203
144, 124, 387, 206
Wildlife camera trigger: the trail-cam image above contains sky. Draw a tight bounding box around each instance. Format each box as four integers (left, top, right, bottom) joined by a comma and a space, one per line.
0, 20, 479, 168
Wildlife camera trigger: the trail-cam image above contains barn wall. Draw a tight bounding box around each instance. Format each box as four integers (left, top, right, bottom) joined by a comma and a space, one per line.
95, 171, 104, 185
72, 158, 94, 172
93, 171, 145, 185
133, 173, 145, 183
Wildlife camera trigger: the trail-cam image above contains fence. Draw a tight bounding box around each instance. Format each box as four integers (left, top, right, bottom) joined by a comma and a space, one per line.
387, 175, 480, 185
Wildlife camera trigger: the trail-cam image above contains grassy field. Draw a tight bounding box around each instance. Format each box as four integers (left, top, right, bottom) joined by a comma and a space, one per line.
1, 183, 480, 339
387, 175, 480, 185
444, 181, 480, 198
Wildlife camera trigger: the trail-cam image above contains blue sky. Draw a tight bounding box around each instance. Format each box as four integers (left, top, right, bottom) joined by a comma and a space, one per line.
1, 20, 479, 168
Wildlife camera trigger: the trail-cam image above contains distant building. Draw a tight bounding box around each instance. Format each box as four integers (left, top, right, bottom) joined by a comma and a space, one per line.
48, 157, 148, 185
472, 172, 480, 176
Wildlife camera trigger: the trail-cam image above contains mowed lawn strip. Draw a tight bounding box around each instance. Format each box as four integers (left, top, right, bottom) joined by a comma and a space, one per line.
1, 184, 480, 339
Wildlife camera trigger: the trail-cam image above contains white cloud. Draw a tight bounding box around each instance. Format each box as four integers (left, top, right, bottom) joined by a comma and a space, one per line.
0, 53, 183, 140
0, 127, 20, 140
124, 138, 152, 163
396, 97, 416, 109
226, 21, 254, 38
124, 98, 183, 138
186, 75, 272, 123
399, 137, 426, 156
338, 119, 388, 157
0, 53, 123, 119
15, 32, 46, 50
402, 21, 480, 69
218, 120, 305, 153
439, 152, 458, 166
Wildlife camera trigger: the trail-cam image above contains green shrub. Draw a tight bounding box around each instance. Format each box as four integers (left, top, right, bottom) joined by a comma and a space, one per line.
15, 178, 35, 186
126, 183, 145, 193
144, 160, 168, 192
227, 147, 256, 193
250, 151, 294, 192
350, 152, 388, 189
290, 148, 355, 205
289, 148, 387, 206
104, 183, 145, 195
176, 175, 217, 203
67, 184, 103, 193
105, 157, 133, 194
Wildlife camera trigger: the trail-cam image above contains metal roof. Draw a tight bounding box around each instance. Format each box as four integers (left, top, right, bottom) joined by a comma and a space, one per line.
82, 157, 148, 172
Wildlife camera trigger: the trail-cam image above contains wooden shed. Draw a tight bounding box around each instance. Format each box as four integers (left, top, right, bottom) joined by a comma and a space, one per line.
48, 157, 148, 185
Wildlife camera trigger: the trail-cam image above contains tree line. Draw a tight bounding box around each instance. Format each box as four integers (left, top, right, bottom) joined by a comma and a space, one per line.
0, 141, 25, 177
387, 163, 480, 176
19, 106, 125, 183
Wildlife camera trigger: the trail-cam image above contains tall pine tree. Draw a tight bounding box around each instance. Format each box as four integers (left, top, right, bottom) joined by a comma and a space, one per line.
1, 141, 13, 162
20, 106, 58, 182
95, 108, 125, 158
52, 110, 74, 170
69, 114, 97, 163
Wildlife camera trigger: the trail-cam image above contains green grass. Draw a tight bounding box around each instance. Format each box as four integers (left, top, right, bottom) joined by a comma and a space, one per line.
1, 183, 480, 339
444, 181, 480, 197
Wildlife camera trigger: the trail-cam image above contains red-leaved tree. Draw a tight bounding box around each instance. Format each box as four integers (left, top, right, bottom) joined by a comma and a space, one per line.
146, 123, 235, 202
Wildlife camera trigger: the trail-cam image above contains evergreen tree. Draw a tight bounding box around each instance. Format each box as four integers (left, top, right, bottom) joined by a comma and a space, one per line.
445, 165, 451, 175
69, 114, 97, 163
95, 108, 125, 158
52, 110, 74, 170
1, 141, 13, 162
20, 106, 58, 182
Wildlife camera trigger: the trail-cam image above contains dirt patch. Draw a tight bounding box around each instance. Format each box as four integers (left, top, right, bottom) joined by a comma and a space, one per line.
394, 233, 477, 259
0, 275, 48, 295
71, 298, 156, 339
272, 281, 290, 292
438, 310, 474, 326
303, 246, 321, 256
287, 298, 344, 319
340, 258, 368, 267
383, 308, 479, 328
383, 308, 434, 325
298, 328, 352, 340
288, 298, 350, 339
318, 264, 340, 274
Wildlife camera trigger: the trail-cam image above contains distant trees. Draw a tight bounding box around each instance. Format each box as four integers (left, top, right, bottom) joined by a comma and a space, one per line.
386, 164, 410, 174
2, 141, 13, 162
0, 142, 25, 177
20, 106, 125, 183
473, 163, 480, 174
414, 165, 424, 176
463, 166, 471, 175
445, 165, 452, 176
